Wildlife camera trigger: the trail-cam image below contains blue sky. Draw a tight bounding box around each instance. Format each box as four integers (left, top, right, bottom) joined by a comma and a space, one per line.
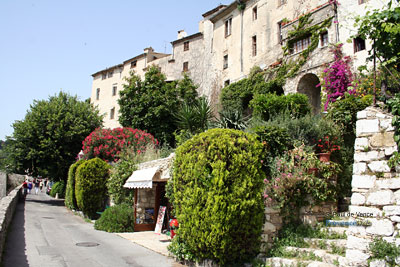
0, 0, 231, 140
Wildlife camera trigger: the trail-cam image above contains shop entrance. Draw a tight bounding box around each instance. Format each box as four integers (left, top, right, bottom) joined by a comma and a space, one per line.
134, 182, 170, 232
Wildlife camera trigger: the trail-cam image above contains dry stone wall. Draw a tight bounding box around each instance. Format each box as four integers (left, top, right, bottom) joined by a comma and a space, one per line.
344, 107, 400, 266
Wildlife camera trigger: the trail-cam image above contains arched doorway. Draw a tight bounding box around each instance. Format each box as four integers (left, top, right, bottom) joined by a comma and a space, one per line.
297, 73, 321, 114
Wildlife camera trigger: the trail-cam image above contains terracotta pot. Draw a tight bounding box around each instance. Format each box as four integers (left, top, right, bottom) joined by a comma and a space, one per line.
319, 152, 331, 162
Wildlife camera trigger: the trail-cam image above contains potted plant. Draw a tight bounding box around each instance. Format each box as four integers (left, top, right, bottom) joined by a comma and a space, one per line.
316, 136, 340, 162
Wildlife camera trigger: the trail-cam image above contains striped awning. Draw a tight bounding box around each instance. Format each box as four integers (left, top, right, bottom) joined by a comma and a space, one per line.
123, 167, 160, 189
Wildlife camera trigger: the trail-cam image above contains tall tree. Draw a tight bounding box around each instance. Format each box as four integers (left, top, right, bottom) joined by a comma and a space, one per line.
118, 65, 198, 146
5, 92, 103, 180
356, 1, 400, 69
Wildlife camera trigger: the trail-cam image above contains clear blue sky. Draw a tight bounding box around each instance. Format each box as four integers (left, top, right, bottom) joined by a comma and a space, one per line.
0, 0, 231, 140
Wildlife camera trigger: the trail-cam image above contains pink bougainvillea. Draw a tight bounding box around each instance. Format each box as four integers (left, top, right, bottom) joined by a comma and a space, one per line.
82, 127, 158, 162
320, 43, 356, 110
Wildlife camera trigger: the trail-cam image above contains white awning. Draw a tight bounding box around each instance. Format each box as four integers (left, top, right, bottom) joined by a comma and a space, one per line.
123, 167, 160, 189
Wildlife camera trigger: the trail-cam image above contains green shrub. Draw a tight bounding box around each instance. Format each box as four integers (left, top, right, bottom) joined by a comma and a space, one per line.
94, 203, 135, 233
50, 181, 66, 198
250, 93, 311, 121
249, 125, 292, 158
65, 160, 85, 210
107, 160, 137, 205
253, 113, 341, 148
369, 237, 400, 266
170, 128, 265, 265
326, 93, 371, 146
75, 158, 110, 219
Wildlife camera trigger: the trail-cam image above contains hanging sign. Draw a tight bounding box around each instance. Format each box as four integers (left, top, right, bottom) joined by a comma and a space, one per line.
154, 206, 166, 234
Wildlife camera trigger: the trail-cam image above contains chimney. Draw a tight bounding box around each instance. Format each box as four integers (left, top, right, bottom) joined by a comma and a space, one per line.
143, 47, 154, 54
177, 30, 187, 40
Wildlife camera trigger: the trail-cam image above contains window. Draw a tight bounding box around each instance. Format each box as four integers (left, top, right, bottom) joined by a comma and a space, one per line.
96, 88, 100, 100
278, 0, 287, 7
291, 36, 311, 54
277, 21, 283, 44
354, 37, 366, 53
184, 41, 189, 51
183, 61, 189, 72
252, 6, 258, 21
112, 85, 117, 96
108, 71, 113, 78
223, 55, 228, 69
225, 17, 232, 37
224, 80, 230, 87
102, 73, 106, 80
110, 108, 115, 120
252, 35, 257, 56
131, 60, 137, 68
320, 32, 328, 47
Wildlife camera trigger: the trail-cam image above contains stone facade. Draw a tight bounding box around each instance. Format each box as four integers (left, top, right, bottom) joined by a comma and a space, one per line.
344, 107, 400, 267
90, 0, 389, 128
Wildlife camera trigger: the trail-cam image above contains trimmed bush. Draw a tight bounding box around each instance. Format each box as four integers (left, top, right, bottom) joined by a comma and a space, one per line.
94, 203, 134, 233
250, 93, 311, 121
65, 160, 85, 210
50, 181, 66, 198
170, 128, 265, 265
75, 158, 110, 219
107, 160, 136, 206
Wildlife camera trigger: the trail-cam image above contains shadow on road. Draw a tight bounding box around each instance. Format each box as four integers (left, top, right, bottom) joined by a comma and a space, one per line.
26, 197, 65, 207
2, 198, 29, 267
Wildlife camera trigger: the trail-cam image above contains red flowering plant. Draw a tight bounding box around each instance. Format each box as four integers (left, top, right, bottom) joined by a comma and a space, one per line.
82, 127, 158, 162
316, 136, 340, 154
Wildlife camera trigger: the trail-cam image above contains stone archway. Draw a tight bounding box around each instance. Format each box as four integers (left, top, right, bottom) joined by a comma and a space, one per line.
297, 73, 321, 114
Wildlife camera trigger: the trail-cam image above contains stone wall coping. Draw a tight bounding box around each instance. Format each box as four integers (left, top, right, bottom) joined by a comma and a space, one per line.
0, 184, 22, 263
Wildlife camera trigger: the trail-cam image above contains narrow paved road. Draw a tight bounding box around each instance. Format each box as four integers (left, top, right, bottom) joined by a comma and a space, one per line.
3, 191, 180, 267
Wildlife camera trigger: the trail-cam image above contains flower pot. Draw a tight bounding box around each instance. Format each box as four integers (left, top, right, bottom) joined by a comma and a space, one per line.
319, 153, 331, 162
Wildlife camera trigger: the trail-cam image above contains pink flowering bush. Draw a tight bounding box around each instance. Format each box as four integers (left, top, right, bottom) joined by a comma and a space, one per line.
320, 43, 356, 110
82, 127, 158, 162
264, 145, 338, 220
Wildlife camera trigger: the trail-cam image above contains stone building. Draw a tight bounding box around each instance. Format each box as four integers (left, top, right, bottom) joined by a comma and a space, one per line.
90, 0, 388, 128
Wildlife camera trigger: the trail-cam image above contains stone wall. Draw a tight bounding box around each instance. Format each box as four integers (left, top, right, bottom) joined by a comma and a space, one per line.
6, 173, 25, 194
262, 199, 337, 253
0, 172, 6, 199
344, 107, 400, 266
0, 185, 21, 263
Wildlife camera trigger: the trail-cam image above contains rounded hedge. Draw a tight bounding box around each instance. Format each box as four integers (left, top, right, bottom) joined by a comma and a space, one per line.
171, 128, 265, 265
250, 93, 311, 121
65, 160, 85, 210
94, 203, 134, 233
75, 158, 110, 219
50, 181, 65, 198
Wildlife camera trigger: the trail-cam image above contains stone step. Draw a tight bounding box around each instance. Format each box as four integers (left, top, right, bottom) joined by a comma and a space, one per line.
285, 247, 345, 265
304, 238, 347, 250
321, 227, 348, 236
265, 257, 337, 267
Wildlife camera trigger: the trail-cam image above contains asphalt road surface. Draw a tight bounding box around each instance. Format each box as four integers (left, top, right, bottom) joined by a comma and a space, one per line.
2, 191, 180, 267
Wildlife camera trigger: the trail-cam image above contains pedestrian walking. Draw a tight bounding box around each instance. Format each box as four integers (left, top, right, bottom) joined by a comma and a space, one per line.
40, 180, 43, 192
28, 180, 33, 194
34, 179, 40, 194
22, 180, 28, 199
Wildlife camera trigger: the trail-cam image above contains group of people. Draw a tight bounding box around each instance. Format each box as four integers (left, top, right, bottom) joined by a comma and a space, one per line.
22, 177, 49, 198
